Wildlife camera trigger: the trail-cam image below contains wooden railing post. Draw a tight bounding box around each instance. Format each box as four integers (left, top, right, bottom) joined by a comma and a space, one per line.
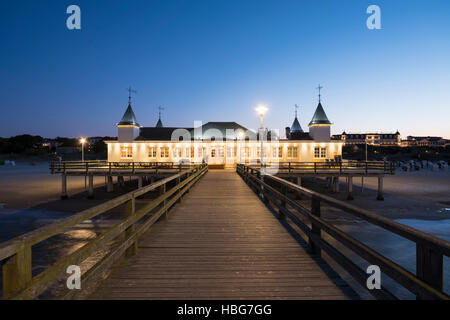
309, 196, 321, 256
109, 162, 112, 174
176, 175, 182, 203
416, 243, 443, 299
125, 197, 137, 257
279, 184, 287, 220
2, 245, 32, 298
159, 183, 168, 219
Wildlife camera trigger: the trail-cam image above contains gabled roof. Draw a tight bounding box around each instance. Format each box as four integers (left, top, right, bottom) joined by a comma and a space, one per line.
191, 122, 250, 140
136, 127, 193, 141
290, 117, 304, 133
309, 102, 331, 126
118, 104, 139, 126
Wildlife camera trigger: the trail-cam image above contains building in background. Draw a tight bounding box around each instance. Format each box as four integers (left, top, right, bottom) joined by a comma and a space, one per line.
105, 98, 343, 168
401, 136, 449, 148
332, 132, 401, 146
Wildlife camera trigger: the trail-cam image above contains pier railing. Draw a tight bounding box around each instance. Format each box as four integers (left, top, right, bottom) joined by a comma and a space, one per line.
245, 160, 395, 174
0, 164, 208, 300
50, 161, 197, 174
237, 164, 449, 300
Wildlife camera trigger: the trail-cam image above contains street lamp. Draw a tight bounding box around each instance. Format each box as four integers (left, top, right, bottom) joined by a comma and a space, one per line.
237, 130, 244, 164
255, 105, 268, 170
80, 138, 86, 162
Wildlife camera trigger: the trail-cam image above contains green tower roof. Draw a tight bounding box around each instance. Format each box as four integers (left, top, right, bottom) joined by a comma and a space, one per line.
118, 103, 139, 126
309, 102, 331, 126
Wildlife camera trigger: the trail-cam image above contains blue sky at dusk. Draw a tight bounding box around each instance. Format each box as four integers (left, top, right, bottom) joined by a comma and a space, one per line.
1, 0, 449, 139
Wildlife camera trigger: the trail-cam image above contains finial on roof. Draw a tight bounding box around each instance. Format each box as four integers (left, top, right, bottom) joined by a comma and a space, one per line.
316, 84, 323, 103
127, 86, 137, 105
294, 104, 299, 118
156, 105, 164, 127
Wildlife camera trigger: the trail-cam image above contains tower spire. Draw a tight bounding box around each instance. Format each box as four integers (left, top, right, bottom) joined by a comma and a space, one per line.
127, 86, 137, 105
156, 105, 164, 128
316, 84, 323, 103
294, 104, 299, 118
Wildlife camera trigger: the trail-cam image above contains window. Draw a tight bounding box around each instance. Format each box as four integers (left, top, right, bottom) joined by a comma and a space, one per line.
278, 146, 283, 158
120, 145, 133, 159
218, 148, 224, 158
211, 149, 216, 158
272, 147, 277, 158
148, 146, 157, 158
160, 147, 169, 158
185, 147, 190, 158
227, 147, 233, 157
287, 147, 298, 158
244, 147, 250, 158
197, 147, 203, 157
314, 147, 327, 158
173, 147, 182, 158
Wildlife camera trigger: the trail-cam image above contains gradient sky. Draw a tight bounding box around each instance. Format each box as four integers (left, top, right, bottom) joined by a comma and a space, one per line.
1, 0, 449, 139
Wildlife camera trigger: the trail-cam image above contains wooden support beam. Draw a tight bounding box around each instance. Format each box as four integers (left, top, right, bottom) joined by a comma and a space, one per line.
377, 176, 384, 201
416, 244, 443, 299
2, 245, 32, 298
309, 196, 321, 256
88, 175, 94, 199
347, 176, 354, 200
138, 176, 143, 189
106, 176, 113, 193
125, 198, 137, 257
61, 174, 68, 199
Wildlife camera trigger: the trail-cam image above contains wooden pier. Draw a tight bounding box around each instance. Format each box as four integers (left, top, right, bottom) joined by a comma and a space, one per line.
91, 170, 352, 299
0, 164, 449, 300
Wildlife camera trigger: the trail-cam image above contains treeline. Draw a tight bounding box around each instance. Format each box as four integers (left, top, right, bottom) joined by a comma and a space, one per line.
0, 135, 115, 155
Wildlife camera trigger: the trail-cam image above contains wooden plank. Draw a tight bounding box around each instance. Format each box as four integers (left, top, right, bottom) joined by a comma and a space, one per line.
91, 171, 352, 300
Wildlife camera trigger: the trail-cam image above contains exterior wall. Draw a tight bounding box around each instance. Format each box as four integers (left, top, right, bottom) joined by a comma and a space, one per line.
105, 140, 343, 166
309, 125, 331, 142
118, 125, 140, 141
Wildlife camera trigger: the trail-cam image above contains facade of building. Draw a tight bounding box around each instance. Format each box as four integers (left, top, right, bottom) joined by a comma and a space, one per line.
332, 132, 401, 146
400, 136, 449, 148
105, 101, 343, 167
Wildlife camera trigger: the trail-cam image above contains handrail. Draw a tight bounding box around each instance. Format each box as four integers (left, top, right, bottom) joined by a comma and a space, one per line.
237, 164, 449, 300
1, 163, 208, 299
49, 161, 197, 174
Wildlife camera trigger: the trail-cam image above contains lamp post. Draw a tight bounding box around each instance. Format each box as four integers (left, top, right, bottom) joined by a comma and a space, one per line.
237, 131, 244, 164
255, 105, 268, 171
80, 138, 86, 162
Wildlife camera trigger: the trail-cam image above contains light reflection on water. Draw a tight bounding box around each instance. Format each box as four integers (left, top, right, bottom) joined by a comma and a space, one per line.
330, 218, 450, 299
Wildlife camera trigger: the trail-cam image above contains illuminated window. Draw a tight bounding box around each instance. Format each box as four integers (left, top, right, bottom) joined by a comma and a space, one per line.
160, 147, 169, 158
278, 146, 283, 158
287, 147, 298, 158
211, 149, 216, 158
244, 147, 250, 157
148, 146, 157, 158
185, 147, 190, 158
197, 147, 203, 157
227, 147, 234, 157
218, 148, 224, 157
120, 145, 133, 158
173, 147, 182, 158
314, 147, 327, 158
272, 147, 277, 158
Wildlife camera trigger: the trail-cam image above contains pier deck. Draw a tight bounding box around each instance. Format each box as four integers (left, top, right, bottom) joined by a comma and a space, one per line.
91, 171, 352, 299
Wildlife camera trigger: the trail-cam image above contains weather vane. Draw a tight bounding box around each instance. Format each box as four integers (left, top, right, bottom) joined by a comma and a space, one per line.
127, 86, 137, 104
294, 104, 300, 118
316, 84, 323, 103
158, 105, 165, 120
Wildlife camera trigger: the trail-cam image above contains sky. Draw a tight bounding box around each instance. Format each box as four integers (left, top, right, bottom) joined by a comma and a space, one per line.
0, 0, 449, 139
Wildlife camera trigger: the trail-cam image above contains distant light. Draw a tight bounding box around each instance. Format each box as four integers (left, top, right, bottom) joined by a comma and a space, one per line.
255, 105, 268, 116
80, 138, 86, 144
